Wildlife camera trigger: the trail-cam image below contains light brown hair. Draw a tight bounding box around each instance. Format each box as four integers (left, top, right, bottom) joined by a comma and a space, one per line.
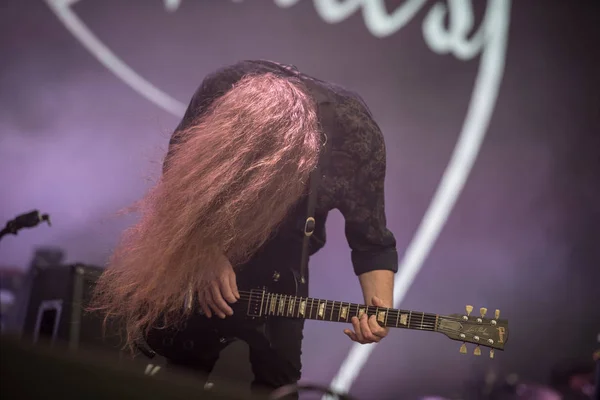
90, 73, 321, 349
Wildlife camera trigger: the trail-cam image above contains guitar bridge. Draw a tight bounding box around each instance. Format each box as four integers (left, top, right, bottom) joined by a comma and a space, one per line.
247, 289, 265, 318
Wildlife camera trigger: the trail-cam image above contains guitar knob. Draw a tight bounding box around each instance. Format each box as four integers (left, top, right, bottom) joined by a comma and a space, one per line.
495, 309, 500, 319
465, 305, 473, 316
272, 271, 280, 282
490, 349, 495, 359
480, 307, 487, 318
474, 346, 481, 356
460, 343, 467, 354
183, 340, 194, 350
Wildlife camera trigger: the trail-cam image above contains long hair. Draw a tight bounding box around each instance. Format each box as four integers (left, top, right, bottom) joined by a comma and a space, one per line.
90, 73, 321, 349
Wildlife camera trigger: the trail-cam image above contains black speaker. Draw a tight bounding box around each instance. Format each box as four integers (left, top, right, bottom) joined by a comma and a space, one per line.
22, 263, 121, 352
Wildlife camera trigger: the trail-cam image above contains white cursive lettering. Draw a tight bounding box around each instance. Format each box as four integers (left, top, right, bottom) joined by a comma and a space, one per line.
44, 1, 511, 397
361, 0, 428, 38
166, 0, 490, 61
423, 0, 486, 60
328, 1, 511, 397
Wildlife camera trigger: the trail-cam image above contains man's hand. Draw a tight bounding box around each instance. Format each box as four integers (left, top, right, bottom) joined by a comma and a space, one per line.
198, 256, 240, 319
343, 296, 390, 344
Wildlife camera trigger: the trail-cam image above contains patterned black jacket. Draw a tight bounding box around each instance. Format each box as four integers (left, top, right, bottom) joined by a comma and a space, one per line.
166, 60, 398, 276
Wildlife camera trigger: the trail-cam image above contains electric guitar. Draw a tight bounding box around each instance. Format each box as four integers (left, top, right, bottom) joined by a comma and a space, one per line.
145, 267, 509, 359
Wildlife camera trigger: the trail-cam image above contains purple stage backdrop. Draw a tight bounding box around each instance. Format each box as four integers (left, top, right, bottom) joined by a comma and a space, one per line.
1, 1, 599, 399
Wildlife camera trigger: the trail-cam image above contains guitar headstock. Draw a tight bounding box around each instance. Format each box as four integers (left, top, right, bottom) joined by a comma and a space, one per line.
438, 305, 509, 358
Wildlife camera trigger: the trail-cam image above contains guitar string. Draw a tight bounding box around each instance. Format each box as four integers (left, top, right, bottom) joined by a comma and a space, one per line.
200, 291, 441, 329
230, 291, 462, 322
190, 292, 496, 347
233, 291, 471, 324
199, 291, 494, 330
232, 293, 504, 346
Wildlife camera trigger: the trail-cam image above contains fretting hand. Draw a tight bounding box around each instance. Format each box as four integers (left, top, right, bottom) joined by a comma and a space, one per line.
198, 256, 240, 319
343, 296, 390, 344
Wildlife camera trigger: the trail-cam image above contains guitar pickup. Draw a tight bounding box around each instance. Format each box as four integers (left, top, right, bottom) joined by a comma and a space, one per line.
246, 289, 265, 317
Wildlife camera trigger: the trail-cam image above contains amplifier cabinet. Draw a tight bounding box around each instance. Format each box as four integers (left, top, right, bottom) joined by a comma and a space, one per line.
23, 264, 122, 352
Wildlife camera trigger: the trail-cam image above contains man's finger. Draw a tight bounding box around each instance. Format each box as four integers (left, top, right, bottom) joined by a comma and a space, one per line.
344, 329, 362, 344
360, 314, 380, 342
371, 296, 385, 307
219, 276, 237, 304
368, 315, 387, 338
206, 286, 226, 319
205, 289, 225, 319
351, 316, 364, 342
228, 270, 240, 300
199, 291, 212, 318
210, 283, 233, 317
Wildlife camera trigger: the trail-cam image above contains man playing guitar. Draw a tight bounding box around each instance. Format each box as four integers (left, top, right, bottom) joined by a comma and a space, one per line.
91, 60, 398, 397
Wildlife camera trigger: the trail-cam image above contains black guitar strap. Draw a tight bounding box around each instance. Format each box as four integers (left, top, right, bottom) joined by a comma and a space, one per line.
298, 97, 333, 284
299, 162, 320, 284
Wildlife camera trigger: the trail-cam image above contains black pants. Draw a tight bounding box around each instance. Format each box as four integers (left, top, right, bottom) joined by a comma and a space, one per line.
152, 236, 313, 398
160, 317, 305, 398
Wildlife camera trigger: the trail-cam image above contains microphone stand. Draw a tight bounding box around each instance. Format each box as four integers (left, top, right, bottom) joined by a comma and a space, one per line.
0, 210, 51, 243
594, 334, 599, 400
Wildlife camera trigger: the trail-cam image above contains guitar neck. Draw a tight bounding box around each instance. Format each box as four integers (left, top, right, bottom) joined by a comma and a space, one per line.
254, 292, 439, 332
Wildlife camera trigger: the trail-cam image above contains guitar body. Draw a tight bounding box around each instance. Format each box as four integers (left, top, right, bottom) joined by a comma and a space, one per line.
144, 266, 302, 362
144, 263, 510, 362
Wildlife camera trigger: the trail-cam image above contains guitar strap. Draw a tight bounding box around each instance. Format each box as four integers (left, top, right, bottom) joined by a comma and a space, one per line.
299, 162, 319, 284
298, 92, 333, 284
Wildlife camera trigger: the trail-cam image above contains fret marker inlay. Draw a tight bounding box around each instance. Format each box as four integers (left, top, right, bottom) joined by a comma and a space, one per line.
278, 296, 285, 315
288, 298, 295, 316
341, 306, 348, 320
399, 313, 408, 326
318, 302, 325, 318
248, 292, 449, 337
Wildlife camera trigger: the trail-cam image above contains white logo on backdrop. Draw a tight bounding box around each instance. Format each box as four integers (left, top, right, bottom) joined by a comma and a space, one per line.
45, 0, 511, 395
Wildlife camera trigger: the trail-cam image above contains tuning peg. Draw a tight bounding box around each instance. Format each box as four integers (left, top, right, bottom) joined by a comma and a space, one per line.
480, 307, 487, 318
466, 305, 473, 316
474, 346, 481, 356
490, 349, 495, 359
495, 309, 500, 319
460, 343, 467, 354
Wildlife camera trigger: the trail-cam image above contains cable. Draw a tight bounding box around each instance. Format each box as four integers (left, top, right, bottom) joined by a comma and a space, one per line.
269, 383, 357, 400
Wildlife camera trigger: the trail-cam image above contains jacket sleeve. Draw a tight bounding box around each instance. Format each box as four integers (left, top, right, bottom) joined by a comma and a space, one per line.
335, 98, 398, 276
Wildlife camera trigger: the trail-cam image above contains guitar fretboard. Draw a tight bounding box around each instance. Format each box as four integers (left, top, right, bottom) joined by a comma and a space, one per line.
255, 292, 439, 331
